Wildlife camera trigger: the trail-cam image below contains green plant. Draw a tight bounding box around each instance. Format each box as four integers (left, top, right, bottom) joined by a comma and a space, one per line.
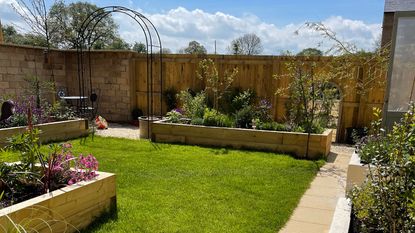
254, 99, 273, 122
46, 100, 76, 121
197, 59, 238, 110
163, 87, 178, 111
234, 106, 254, 128
202, 108, 233, 127
178, 90, 206, 119
190, 118, 204, 125
166, 109, 183, 123
231, 89, 255, 112
349, 106, 415, 232
256, 121, 287, 131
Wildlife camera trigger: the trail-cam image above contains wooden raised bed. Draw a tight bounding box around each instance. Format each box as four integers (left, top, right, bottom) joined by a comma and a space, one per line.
151, 120, 333, 159
0, 171, 116, 233
0, 119, 89, 147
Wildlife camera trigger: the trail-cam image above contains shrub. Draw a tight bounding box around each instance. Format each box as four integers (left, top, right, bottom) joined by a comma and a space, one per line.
349, 106, 415, 232
231, 89, 255, 112
166, 109, 183, 123
256, 121, 287, 131
45, 100, 76, 121
234, 106, 254, 128
178, 90, 206, 119
190, 118, 204, 125
202, 108, 233, 127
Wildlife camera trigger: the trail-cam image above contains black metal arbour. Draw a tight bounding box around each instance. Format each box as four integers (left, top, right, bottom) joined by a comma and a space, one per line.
76, 6, 163, 137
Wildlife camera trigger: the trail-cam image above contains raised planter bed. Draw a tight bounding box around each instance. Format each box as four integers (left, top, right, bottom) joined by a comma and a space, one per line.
0, 119, 89, 147
0, 171, 116, 233
151, 120, 333, 159
346, 152, 368, 192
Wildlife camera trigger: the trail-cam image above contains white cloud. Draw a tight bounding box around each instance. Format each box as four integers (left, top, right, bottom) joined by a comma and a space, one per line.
1, 4, 381, 54
115, 7, 381, 54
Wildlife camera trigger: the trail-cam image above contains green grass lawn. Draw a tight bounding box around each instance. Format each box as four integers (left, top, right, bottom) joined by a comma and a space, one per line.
2, 136, 323, 233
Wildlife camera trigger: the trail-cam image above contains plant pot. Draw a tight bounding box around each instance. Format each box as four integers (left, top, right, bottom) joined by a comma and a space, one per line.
139, 116, 161, 139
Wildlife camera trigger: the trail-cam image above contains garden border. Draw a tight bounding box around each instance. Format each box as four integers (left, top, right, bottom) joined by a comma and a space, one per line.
346, 152, 368, 192
0, 171, 116, 233
151, 120, 332, 159
0, 119, 89, 147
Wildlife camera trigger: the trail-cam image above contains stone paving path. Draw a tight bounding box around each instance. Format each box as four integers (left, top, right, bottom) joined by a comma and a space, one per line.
279, 144, 354, 233
93, 124, 353, 232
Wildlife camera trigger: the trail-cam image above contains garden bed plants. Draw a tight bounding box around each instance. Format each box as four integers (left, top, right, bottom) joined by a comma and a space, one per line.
154, 59, 336, 159
0, 121, 115, 232
346, 106, 415, 232
0, 90, 88, 147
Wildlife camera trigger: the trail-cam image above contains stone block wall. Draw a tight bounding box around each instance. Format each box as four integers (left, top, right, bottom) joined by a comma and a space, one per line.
0, 44, 135, 122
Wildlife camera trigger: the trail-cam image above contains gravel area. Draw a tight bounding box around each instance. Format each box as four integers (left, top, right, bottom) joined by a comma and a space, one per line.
94, 123, 140, 140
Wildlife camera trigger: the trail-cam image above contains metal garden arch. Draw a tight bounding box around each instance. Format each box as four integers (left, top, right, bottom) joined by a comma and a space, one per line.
76, 6, 163, 136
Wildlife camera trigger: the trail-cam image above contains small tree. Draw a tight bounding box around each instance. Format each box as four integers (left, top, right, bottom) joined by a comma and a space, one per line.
275, 58, 332, 134
228, 33, 263, 55
297, 48, 323, 56
132, 42, 146, 53
197, 59, 238, 110
179, 40, 207, 55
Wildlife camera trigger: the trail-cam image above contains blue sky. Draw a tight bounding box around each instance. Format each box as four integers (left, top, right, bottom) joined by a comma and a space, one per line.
0, 0, 386, 54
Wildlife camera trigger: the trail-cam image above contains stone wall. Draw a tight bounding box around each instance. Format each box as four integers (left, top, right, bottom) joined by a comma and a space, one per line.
0, 44, 134, 122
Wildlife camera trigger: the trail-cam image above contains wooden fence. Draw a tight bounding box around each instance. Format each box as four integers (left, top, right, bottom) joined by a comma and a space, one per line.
133, 54, 385, 142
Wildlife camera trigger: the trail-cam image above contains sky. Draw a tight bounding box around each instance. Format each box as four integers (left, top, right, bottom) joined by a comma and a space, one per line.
0, 0, 386, 54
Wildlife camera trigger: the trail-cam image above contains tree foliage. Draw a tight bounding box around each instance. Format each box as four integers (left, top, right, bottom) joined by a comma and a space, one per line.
179, 40, 207, 55
132, 42, 146, 53
2, 24, 48, 47
297, 48, 323, 56
228, 33, 263, 55
11, 0, 59, 49
48, 1, 123, 49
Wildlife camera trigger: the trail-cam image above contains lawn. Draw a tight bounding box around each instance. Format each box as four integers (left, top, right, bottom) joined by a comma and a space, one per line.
2, 136, 322, 233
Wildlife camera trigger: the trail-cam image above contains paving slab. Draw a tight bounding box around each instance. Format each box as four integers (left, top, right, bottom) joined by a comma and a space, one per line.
279, 144, 353, 233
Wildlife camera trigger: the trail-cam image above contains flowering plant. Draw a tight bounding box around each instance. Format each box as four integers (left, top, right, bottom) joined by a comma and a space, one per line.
1, 117, 99, 207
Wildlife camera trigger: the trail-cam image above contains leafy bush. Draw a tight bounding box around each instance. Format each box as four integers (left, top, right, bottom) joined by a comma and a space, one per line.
349, 106, 415, 232
232, 89, 255, 112
190, 118, 204, 125
166, 109, 183, 123
256, 121, 287, 131
234, 106, 254, 128
203, 108, 233, 127
45, 100, 76, 121
178, 90, 206, 119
